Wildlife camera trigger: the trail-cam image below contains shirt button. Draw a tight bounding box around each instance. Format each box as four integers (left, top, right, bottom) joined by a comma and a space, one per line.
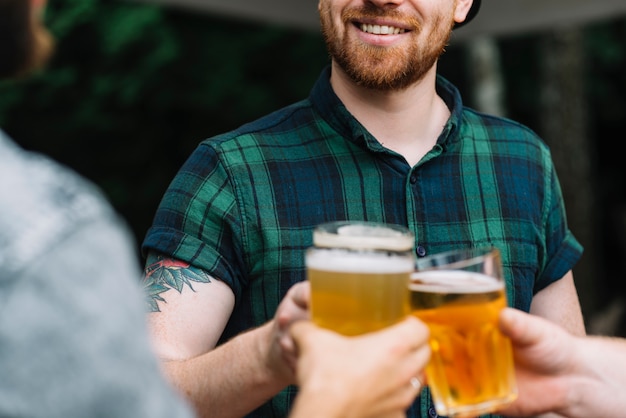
428, 407, 438, 417
416, 245, 427, 257
410, 175, 417, 184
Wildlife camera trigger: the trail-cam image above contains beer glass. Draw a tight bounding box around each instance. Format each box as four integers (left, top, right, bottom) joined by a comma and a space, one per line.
410, 247, 517, 418
306, 221, 415, 336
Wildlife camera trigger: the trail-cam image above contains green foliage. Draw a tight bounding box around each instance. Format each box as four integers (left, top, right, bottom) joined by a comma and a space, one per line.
586, 18, 626, 128
2, 0, 625, 275
0, 0, 328, 251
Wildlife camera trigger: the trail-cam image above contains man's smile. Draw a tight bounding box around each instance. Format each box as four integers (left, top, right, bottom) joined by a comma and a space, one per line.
359, 23, 407, 35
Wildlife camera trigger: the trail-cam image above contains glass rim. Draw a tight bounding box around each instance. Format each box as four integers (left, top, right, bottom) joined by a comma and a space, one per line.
312, 221, 415, 252
415, 246, 500, 271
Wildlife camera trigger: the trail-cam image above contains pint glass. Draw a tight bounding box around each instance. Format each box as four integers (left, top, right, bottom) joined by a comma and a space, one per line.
410, 247, 517, 417
306, 221, 415, 336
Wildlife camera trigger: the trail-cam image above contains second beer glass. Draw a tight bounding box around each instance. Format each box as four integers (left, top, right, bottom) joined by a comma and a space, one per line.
410, 247, 518, 417
306, 221, 415, 336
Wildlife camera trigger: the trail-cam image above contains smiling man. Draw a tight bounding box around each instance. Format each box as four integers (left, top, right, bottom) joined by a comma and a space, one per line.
141, 0, 586, 417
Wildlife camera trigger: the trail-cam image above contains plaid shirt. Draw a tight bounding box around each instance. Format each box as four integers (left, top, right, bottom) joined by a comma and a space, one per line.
143, 66, 582, 418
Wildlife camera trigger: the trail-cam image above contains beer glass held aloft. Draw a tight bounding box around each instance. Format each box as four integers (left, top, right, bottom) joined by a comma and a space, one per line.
410, 247, 517, 418
306, 221, 415, 336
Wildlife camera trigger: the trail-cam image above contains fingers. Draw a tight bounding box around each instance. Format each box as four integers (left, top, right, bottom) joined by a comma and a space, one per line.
276, 282, 311, 329
273, 283, 313, 380
376, 316, 429, 343
289, 281, 311, 310
499, 307, 558, 347
289, 317, 430, 417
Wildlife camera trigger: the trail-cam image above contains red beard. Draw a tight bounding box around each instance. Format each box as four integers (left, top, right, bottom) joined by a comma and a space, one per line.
319, 2, 454, 91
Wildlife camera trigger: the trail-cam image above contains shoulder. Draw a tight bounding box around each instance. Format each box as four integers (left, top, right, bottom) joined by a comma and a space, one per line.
460, 108, 552, 158
0, 131, 119, 275
461, 108, 545, 145
172, 99, 316, 177
437, 76, 548, 153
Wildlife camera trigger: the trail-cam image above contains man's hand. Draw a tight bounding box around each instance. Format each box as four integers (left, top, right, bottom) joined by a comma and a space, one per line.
289, 317, 430, 418
270, 281, 312, 382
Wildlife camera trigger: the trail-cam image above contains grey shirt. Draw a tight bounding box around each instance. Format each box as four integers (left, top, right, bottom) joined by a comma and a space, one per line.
0, 130, 194, 418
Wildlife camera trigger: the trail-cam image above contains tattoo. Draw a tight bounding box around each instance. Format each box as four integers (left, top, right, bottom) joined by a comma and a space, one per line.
143, 253, 212, 312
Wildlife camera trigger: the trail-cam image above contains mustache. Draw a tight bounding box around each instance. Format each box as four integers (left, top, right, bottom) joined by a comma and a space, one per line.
341, 5, 422, 31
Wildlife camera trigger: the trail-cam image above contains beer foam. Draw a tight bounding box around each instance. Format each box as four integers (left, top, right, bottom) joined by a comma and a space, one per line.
306, 249, 414, 274
314, 223, 414, 251
410, 270, 503, 293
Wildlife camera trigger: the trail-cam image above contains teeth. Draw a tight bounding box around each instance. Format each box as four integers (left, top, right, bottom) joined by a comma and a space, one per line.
360, 24, 405, 35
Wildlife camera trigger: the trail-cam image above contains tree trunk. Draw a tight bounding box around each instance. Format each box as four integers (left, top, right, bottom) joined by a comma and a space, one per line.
466, 36, 506, 117
538, 27, 602, 327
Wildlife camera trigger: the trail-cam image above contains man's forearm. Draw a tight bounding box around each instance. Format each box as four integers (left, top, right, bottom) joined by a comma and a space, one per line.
162, 321, 290, 418
561, 336, 626, 418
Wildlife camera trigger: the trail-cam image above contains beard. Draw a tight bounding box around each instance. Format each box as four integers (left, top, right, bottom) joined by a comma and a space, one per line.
319, 2, 454, 91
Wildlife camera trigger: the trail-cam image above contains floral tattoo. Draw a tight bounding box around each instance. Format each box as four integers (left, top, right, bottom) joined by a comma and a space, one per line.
143, 254, 212, 312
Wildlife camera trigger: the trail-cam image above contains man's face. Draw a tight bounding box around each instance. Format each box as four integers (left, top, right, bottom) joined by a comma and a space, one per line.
319, 0, 456, 91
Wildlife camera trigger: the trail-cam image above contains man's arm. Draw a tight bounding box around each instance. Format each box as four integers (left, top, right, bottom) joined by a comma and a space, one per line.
527, 270, 586, 418
143, 253, 309, 418
529, 270, 586, 336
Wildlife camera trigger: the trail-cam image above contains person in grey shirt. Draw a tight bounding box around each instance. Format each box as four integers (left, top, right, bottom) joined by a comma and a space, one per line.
0, 0, 195, 416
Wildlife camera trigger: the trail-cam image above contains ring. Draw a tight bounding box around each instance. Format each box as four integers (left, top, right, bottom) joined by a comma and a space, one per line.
410, 377, 422, 390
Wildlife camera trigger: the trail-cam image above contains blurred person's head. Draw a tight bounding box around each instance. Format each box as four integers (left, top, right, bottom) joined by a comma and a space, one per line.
0, 0, 54, 79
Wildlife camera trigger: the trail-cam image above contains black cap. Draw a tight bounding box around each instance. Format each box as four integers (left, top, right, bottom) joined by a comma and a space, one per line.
454, 0, 481, 28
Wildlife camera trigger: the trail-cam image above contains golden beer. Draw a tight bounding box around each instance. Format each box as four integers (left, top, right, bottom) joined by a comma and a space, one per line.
306, 221, 415, 336
410, 270, 517, 417
308, 249, 413, 335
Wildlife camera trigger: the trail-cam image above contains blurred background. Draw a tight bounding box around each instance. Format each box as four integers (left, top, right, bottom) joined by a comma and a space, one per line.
1, 0, 625, 336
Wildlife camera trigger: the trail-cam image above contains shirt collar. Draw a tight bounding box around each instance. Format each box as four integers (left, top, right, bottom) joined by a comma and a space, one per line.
434, 74, 464, 147
309, 65, 465, 149
309, 66, 367, 146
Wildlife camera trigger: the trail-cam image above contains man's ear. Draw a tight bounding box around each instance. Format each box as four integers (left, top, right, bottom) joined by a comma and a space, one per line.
454, 0, 474, 26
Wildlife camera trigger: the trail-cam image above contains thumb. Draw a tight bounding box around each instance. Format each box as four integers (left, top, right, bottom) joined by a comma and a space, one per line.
499, 307, 554, 347
290, 281, 311, 309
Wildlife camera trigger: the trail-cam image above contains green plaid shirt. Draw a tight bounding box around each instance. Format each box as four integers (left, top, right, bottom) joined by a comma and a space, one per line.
143, 66, 582, 418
